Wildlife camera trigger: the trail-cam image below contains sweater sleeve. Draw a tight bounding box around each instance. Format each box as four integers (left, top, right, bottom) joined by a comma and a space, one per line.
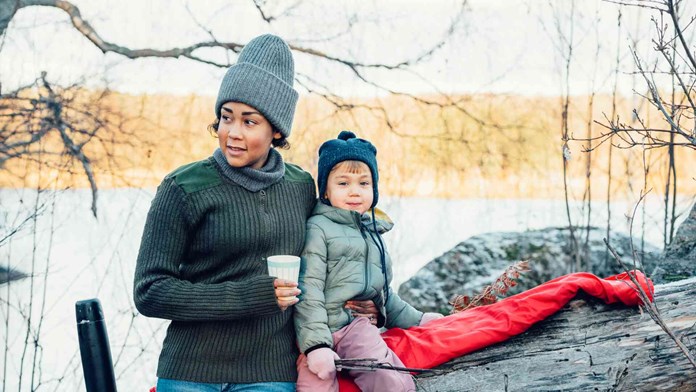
133, 178, 279, 322
383, 252, 423, 329
294, 222, 334, 353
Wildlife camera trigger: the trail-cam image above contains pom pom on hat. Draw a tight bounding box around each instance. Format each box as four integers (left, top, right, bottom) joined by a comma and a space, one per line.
337, 130, 356, 140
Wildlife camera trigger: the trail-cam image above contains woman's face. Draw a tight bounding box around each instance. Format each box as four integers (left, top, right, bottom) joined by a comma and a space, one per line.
217, 101, 281, 169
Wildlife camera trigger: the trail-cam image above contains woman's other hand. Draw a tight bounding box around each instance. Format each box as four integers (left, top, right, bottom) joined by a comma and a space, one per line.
345, 299, 379, 326
274, 279, 300, 311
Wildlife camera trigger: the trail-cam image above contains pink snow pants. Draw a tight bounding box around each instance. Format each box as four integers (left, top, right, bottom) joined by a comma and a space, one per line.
296, 317, 415, 392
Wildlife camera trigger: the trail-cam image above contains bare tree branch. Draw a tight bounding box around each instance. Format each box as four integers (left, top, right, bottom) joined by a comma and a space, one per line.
667, 0, 696, 72
0, 73, 137, 216
251, 0, 275, 23
2, 0, 460, 72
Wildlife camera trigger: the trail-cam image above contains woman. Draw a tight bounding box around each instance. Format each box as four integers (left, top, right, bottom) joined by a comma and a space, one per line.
133, 34, 376, 392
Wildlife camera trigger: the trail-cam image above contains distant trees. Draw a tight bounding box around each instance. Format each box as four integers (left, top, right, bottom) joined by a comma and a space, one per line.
576, 0, 696, 248
553, 0, 696, 276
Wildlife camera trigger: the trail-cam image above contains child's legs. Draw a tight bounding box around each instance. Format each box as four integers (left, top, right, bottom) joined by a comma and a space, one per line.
296, 353, 339, 392
333, 317, 415, 392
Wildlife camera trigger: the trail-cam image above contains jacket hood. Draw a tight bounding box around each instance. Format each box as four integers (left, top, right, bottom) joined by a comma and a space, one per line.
311, 202, 393, 233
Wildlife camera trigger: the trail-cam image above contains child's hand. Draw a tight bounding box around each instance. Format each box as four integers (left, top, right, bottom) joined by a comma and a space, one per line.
419, 312, 444, 326
307, 347, 339, 380
345, 299, 379, 326
273, 279, 301, 311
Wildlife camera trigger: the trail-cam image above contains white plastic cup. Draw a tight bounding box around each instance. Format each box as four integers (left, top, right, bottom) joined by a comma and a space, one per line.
266, 255, 301, 283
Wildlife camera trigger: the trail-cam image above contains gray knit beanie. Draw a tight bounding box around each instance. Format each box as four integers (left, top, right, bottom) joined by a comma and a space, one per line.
214, 34, 298, 138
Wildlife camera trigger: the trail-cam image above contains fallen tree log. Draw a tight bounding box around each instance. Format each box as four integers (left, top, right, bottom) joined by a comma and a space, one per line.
414, 278, 696, 391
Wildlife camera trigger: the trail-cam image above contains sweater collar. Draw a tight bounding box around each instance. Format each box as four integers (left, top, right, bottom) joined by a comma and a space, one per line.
212, 147, 285, 192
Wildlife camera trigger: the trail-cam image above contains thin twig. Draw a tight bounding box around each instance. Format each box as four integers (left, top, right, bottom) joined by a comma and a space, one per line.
335, 358, 435, 374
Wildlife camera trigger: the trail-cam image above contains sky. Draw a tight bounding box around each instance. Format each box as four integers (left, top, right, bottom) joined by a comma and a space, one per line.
0, 0, 690, 98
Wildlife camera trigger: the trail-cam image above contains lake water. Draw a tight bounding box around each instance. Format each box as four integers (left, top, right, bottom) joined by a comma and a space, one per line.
0, 188, 691, 391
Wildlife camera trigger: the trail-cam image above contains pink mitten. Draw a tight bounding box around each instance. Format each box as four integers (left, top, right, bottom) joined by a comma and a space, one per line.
306, 347, 339, 380
419, 312, 444, 326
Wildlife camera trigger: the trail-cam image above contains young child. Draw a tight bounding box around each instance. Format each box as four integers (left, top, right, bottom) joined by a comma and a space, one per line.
294, 131, 443, 392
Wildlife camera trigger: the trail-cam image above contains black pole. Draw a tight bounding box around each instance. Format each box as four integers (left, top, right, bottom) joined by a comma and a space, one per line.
75, 298, 117, 392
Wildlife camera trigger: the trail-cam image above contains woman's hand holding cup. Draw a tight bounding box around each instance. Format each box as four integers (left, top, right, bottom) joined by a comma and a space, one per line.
274, 279, 300, 311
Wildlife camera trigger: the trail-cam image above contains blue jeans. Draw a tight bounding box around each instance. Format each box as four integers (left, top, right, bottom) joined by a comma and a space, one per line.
156, 378, 295, 392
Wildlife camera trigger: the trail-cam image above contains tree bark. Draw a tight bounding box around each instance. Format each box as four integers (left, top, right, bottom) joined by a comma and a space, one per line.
415, 278, 696, 391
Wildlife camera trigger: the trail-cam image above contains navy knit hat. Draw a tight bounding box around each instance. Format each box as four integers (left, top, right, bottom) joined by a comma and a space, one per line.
214, 34, 298, 138
318, 131, 379, 207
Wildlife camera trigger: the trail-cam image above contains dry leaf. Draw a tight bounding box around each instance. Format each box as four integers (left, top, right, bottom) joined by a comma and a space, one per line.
450, 260, 532, 314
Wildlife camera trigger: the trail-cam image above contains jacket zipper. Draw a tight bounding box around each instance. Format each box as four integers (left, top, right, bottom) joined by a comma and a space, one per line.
260, 190, 271, 255
355, 212, 371, 298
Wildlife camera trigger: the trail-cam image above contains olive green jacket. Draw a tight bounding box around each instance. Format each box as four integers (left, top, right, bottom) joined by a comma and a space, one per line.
294, 202, 423, 354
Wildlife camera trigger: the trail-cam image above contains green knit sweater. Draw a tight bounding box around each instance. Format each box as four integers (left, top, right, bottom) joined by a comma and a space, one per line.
133, 157, 316, 383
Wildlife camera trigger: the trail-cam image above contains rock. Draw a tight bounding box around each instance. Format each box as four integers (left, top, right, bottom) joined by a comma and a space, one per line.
652, 203, 696, 284
414, 278, 696, 391
398, 227, 660, 313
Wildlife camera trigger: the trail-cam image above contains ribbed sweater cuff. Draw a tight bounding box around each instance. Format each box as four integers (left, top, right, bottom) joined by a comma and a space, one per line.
232, 274, 280, 317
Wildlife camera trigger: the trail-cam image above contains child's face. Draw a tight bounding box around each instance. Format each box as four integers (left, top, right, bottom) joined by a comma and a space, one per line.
325, 161, 374, 214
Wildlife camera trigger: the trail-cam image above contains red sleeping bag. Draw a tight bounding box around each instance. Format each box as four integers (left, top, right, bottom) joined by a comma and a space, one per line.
337, 271, 653, 391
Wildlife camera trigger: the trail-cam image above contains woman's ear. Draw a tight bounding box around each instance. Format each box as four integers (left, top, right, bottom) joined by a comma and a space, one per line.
273, 131, 282, 140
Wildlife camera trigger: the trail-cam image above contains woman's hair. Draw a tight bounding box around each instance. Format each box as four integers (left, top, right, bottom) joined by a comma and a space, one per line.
207, 118, 290, 149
